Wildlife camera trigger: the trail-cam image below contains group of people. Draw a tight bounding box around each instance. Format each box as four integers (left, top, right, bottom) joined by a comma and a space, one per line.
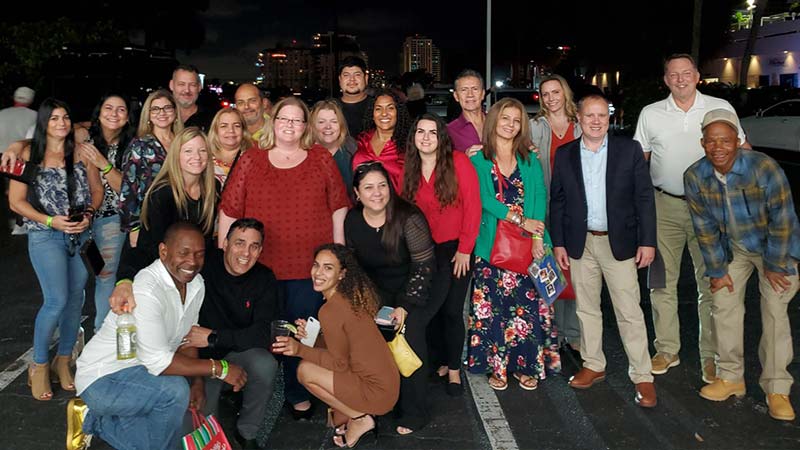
1, 51, 798, 450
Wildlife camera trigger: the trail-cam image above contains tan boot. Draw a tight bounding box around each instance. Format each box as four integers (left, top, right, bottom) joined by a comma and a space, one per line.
27, 362, 53, 401
699, 378, 746, 401
51, 355, 76, 391
701, 358, 717, 384
651, 353, 680, 375
766, 394, 795, 421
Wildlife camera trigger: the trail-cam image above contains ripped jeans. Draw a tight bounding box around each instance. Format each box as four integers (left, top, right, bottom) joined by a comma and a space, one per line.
92, 214, 125, 331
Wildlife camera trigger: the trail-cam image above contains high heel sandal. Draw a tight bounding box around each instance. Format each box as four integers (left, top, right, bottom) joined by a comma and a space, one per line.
333, 414, 377, 448
28, 362, 53, 401
326, 407, 348, 436
51, 355, 76, 391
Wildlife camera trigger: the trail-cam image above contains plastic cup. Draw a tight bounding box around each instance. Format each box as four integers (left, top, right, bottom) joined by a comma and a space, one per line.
270, 320, 292, 352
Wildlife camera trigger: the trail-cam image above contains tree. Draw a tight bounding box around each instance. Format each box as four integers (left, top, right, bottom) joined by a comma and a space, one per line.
691, 0, 703, 62
740, 1, 767, 87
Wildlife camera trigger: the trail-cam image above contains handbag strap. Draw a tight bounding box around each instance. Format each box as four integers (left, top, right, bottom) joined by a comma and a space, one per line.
394, 312, 407, 336
189, 407, 204, 429
492, 160, 507, 195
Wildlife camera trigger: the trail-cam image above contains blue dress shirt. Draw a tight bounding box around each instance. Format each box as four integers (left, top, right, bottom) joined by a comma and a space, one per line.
580, 135, 608, 231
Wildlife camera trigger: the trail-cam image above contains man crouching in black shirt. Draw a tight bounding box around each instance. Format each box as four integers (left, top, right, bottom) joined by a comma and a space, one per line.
181, 218, 279, 449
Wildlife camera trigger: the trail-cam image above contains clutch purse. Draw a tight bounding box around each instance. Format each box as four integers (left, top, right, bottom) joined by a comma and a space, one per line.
527, 245, 567, 305
387, 315, 422, 377
80, 237, 104, 277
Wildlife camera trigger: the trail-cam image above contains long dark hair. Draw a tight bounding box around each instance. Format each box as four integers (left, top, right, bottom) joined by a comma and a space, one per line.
353, 162, 421, 261
361, 89, 412, 152
403, 113, 458, 208
88, 93, 138, 169
29, 98, 75, 168
314, 243, 380, 317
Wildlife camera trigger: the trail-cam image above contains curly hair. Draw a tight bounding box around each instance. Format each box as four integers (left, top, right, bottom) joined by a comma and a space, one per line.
315, 243, 380, 318
360, 88, 412, 152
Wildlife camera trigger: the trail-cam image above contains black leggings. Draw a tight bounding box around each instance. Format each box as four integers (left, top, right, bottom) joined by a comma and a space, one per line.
428, 240, 472, 370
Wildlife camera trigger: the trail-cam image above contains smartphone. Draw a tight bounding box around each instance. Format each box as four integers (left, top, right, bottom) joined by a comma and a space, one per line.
375, 306, 395, 325
0, 160, 25, 177
68, 209, 84, 222
301, 316, 321, 347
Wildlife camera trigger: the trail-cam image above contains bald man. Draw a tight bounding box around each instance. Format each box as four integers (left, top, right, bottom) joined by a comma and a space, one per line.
235, 84, 270, 142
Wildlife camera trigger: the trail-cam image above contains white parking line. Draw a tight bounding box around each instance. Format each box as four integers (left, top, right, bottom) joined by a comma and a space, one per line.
466, 372, 519, 450
0, 316, 87, 392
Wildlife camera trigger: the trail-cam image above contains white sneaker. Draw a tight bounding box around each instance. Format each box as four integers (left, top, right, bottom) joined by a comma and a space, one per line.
11, 224, 26, 235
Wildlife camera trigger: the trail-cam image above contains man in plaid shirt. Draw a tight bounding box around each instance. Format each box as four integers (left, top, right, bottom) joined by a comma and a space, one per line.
684, 108, 800, 422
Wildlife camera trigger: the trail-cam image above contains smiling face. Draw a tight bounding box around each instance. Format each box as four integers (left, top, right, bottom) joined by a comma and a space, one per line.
311, 249, 344, 295
216, 111, 243, 151
414, 119, 439, 157
339, 66, 367, 97
578, 97, 610, 142
355, 170, 390, 214
664, 57, 700, 103
495, 105, 522, 141
149, 97, 177, 131
540, 79, 565, 115
179, 135, 209, 177
223, 226, 263, 277
159, 229, 205, 289
274, 104, 306, 146
47, 107, 71, 139
99, 96, 128, 132
373, 95, 397, 132
170, 69, 201, 109
234, 84, 265, 127
314, 108, 341, 148
701, 122, 740, 174
453, 76, 485, 113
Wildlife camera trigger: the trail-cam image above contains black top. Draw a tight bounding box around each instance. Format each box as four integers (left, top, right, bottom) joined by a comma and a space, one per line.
339, 97, 371, 139
344, 207, 435, 310
183, 105, 217, 133
117, 183, 218, 281
198, 248, 281, 360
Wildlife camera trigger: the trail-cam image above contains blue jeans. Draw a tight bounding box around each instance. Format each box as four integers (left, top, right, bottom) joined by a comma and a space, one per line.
81, 365, 189, 450
279, 279, 323, 406
92, 214, 125, 331
28, 229, 88, 364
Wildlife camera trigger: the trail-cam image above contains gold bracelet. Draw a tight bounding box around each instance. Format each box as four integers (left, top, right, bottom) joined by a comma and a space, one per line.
210, 358, 216, 378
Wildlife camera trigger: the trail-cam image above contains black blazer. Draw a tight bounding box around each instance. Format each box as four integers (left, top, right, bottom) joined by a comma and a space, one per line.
549, 135, 656, 261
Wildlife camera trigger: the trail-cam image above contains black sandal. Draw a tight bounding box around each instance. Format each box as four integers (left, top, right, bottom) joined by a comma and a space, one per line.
333, 414, 377, 448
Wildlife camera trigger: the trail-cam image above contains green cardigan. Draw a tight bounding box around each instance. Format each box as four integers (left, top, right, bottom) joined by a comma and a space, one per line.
470, 152, 551, 261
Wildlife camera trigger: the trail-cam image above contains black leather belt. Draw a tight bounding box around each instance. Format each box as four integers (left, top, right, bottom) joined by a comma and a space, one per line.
655, 186, 686, 201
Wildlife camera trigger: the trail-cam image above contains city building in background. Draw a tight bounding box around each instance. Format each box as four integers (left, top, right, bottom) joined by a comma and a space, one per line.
402, 35, 441, 82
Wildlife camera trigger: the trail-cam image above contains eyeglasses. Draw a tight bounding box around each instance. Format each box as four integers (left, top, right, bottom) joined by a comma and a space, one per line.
149, 105, 175, 115
354, 161, 384, 174
275, 116, 306, 126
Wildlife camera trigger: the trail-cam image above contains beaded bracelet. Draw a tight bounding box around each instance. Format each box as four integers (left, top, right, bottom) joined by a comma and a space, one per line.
219, 360, 229, 380
101, 163, 113, 175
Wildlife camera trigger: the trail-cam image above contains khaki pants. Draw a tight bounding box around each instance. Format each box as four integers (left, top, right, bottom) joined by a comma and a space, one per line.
650, 190, 714, 359
712, 248, 798, 395
571, 234, 653, 384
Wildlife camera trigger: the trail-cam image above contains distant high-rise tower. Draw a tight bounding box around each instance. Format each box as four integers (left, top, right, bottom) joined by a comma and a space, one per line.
402, 35, 441, 81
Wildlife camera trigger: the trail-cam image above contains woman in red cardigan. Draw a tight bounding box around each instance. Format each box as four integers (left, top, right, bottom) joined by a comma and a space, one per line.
402, 113, 481, 396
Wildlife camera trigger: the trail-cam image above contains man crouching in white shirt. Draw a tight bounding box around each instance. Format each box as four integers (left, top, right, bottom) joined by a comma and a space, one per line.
75, 222, 247, 450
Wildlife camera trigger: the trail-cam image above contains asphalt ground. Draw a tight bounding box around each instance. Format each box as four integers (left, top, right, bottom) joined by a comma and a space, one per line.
1, 148, 799, 450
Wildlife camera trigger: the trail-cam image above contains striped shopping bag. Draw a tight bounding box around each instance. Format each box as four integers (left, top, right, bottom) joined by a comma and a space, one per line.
181, 408, 232, 450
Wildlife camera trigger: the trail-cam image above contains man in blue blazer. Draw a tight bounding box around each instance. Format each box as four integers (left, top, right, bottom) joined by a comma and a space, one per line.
549, 94, 658, 407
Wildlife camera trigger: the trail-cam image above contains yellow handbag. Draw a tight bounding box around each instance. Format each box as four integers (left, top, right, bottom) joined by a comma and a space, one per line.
387, 314, 422, 377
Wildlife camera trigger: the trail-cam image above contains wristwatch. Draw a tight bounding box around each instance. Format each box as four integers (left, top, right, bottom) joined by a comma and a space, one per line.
207, 330, 218, 348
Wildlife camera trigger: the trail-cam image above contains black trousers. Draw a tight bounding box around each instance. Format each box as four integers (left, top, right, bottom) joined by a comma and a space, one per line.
427, 240, 472, 370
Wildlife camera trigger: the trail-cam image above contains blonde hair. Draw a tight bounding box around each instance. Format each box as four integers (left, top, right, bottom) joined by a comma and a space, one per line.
534, 74, 577, 122
207, 107, 253, 160
136, 89, 184, 138
309, 99, 348, 149
258, 97, 314, 150
481, 98, 533, 162
141, 127, 217, 234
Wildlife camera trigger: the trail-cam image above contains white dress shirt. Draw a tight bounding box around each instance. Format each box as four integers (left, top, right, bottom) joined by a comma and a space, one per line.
76, 259, 205, 395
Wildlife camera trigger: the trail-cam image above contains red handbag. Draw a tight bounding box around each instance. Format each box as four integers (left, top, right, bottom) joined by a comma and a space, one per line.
557, 267, 576, 300
489, 162, 533, 274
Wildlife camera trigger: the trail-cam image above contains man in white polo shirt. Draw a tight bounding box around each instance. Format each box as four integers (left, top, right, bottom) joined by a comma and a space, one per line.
75, 223, 247, 450
633, 53, 749, 383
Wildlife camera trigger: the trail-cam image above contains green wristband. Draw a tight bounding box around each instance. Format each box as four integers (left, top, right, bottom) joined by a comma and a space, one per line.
219, 359, 229, 380
46, 216, 53, 228
101, 163, 113, 175
115, 279, 132, 287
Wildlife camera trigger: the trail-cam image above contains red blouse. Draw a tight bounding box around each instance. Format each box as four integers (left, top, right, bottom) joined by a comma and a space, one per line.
220, 146, 350, 280
412, 152, 481, 254
549, 122, 575, 170
351, 129, 405, 193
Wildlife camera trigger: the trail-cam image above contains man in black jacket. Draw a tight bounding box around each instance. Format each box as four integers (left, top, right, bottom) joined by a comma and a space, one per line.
549, 94, 658, 407
182, 218, 280, 449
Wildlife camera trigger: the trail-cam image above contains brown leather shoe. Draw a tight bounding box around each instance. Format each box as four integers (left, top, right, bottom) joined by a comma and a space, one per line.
635, 382, 657, 408
568, 368, 606, 389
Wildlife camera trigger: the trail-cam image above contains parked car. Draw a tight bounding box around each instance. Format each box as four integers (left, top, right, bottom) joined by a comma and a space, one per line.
490, 88, 541, 116
740, 99, 800, 152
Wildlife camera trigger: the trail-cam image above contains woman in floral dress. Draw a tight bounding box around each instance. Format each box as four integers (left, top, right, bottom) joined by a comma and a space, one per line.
467, 98, 560, 391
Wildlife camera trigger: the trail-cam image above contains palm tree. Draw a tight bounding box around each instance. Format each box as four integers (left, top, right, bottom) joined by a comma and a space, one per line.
740, 0, 767, 86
